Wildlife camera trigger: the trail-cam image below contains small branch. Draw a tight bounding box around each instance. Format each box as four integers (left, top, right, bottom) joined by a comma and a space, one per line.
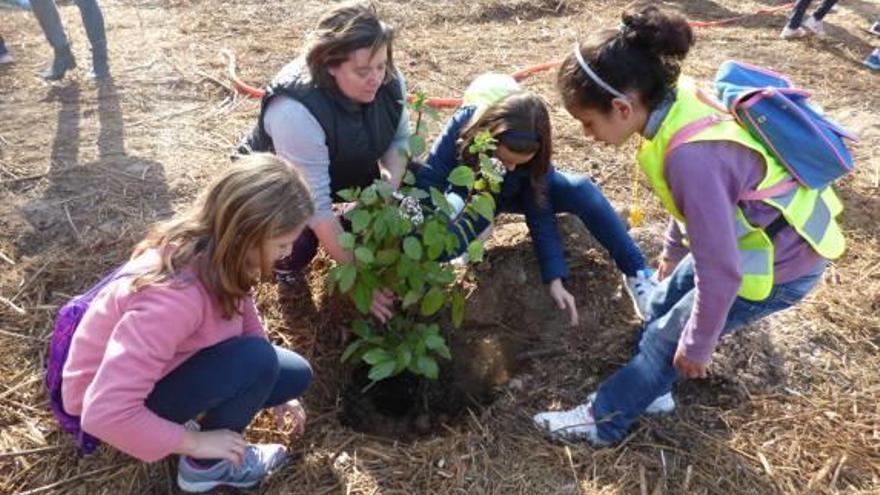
63, 204, 83, 244
0, 296, 26, 315
0, 445, 63, 461
0, 250, 15, 265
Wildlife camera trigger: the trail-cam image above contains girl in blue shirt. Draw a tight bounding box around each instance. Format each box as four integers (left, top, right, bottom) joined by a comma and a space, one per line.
416, 74, 655, 325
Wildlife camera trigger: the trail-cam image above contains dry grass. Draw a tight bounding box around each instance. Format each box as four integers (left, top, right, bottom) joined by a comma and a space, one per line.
1, 0, 878, 493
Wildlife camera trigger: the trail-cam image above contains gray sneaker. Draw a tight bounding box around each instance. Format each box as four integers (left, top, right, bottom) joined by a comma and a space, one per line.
177, 443, 288, 493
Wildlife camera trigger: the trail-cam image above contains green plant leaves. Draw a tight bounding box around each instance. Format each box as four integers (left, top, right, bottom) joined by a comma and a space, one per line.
368, 360, 397, 381
467, 240, 484, 263
448, 166, 475, 188
354, 247, 375, 264
337, 264, 357, 293
471, 193, 495, 222
420, 287, 444, 316
338, 232, 356, 250
415, 355, 439, 379
451, 290, 465, 329
403, 236, 423, 260
350, 210, 371, 233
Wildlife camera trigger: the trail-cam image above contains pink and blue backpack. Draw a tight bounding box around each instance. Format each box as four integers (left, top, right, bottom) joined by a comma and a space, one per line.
712, 60, 857, 190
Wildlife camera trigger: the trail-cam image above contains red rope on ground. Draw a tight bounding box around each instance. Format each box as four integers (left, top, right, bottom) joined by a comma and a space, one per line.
223, 2, 795, 107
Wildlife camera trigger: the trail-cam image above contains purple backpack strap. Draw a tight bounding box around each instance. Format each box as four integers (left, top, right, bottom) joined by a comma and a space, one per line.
46, 266, 127, 455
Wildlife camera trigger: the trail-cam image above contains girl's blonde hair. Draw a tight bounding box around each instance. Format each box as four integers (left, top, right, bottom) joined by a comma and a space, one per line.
131, 153, 314, 318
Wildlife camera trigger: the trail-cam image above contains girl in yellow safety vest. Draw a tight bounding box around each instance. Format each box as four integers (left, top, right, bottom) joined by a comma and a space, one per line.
533, 4, 841, 445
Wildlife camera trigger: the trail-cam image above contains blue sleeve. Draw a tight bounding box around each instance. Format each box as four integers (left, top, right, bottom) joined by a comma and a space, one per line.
523, 176, 568, 284
415, 106, 477, 193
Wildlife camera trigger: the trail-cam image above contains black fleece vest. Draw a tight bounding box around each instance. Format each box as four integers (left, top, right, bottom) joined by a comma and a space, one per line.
239, 60, 404, 196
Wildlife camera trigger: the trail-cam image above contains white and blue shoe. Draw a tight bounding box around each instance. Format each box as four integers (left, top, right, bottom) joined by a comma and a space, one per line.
625, 268, 658, 320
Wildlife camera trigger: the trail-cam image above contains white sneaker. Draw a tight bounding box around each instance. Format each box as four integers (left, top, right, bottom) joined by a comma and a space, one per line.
533, 401, 608, 445
177, 443, 288, 493
0, 53, 13, 65
780, 26, 808, 39
586, 391, 675, 416
624, 268, 657, 319
802, 15, 827, 37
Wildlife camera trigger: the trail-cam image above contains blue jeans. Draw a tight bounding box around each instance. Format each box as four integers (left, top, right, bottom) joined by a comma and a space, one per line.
442, 169, 646, 277
592, 255, 826, 443
145, 337, 312, 433
788, 0, 838, 28
31, 0, 107, 51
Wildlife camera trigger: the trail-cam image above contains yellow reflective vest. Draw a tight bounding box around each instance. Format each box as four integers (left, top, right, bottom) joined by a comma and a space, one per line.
637, 78, 845, 301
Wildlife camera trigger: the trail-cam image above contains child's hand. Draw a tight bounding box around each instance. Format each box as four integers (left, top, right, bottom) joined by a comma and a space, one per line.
673, 348, 708, 379
370, 288, 395, 323
548, 278, 578, 326
657, 259, 674, 281
178, 429, 247, 466
273, 399, 307, 437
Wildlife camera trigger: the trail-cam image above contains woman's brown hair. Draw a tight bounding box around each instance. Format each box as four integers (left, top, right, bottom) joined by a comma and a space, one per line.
458, 91, 553, 202
131, 153, 314, 318
305, 2, 396, 88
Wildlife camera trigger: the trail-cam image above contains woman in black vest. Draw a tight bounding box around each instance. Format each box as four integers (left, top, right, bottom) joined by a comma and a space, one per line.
240, 2, 409, 321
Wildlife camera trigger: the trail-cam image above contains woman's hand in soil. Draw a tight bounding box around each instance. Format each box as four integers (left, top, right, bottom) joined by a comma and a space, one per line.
273, 399, 307, 437
370, 288, 395, 323
177, 429, 247, 466
673, 347, 708, 379
548, 278, 578, 326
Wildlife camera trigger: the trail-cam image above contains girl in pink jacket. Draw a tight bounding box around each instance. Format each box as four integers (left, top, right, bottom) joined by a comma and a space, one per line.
58, 153, 315, 492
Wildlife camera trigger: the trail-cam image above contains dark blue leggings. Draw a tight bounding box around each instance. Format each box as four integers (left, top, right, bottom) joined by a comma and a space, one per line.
788, 0, 838, 28
145, 337, 312, 433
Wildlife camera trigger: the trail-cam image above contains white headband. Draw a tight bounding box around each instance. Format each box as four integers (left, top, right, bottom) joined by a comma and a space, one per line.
572, 43, 630, 101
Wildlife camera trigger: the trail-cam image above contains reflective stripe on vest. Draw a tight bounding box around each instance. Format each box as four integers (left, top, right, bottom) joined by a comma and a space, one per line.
637, 77, 845, 301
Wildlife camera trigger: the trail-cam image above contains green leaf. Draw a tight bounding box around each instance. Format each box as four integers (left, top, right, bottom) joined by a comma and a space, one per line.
409, 134, 427, 158
338, 232, 356, 250
451, 290, 465, 328
375, 180, 394, 200
402, 289, 421, 308
402, 170, 416, 186
341, 339, 363, 362
430, 187, 452, 216
406, 187, 429, 200
354, 247, 375, 264
363, 348, 392, 365
448, 166, 475, 188
420, 287, 445, 316
338, 264, 357, 293
368, 360, 397, 381
395, 346, 413, 371
352, 282, 373, 314
467, 240, 484, 263
416, 355, 439, 380
474, 178, 487, 191
403, 237, 423, 260
471, 193, 495, 222
361, 187, 378, 205
350, 210, 371, 233
376, 248, 399, 266
425, 333, 445, 350
351, 319, 371, 338
337, 188, 359, 202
